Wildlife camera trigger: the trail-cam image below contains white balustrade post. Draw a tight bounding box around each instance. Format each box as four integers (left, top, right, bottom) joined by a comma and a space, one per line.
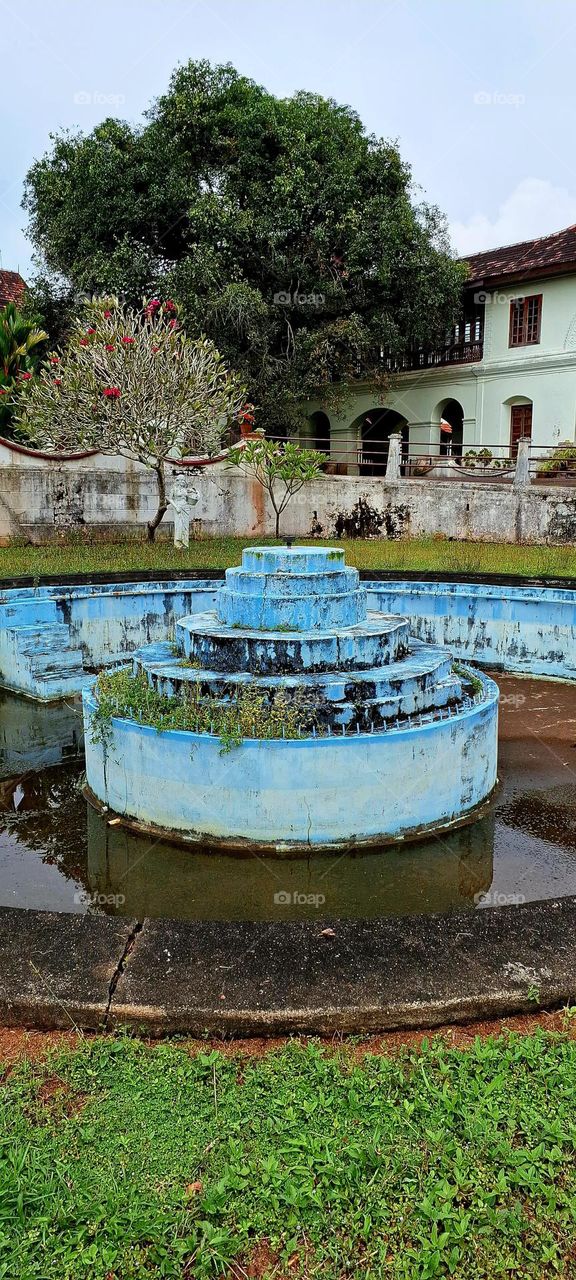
513, 437, 531, 490
385, 433, 402, 482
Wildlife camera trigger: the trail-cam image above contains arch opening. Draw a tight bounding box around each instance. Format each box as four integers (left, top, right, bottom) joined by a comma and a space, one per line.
436, 399, 464, 458
308, 410, 331, 453
352, 408, 408, 476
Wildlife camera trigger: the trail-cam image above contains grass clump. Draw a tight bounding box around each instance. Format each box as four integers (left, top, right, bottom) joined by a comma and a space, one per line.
2, 1032, 576, 1277
90, 668, 314, 753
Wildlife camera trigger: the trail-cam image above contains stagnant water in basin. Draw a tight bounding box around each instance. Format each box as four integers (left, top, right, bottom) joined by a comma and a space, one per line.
1, 675, 575, 921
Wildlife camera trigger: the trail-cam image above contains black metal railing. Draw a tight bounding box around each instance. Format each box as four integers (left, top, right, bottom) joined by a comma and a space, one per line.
380, 339, 483, 373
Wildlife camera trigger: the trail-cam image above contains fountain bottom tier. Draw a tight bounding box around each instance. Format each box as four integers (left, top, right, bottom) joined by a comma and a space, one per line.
83, 546, 499, 852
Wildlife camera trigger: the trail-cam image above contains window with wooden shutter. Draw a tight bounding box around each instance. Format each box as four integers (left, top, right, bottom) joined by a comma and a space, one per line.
509, 295, 542, 346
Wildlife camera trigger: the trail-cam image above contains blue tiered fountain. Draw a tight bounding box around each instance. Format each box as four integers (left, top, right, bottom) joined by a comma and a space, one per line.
83, 546, 499, 853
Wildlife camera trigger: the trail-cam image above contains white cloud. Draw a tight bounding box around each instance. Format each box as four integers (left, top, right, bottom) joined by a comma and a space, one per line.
449, 178, 576, 255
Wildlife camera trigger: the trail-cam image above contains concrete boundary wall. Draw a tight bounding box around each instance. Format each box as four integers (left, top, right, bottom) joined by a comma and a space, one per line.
366, 580, 576, 679
2, 464, 576, 543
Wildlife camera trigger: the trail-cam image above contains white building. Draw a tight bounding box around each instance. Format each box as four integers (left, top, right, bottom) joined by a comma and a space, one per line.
305, 224, 576, 474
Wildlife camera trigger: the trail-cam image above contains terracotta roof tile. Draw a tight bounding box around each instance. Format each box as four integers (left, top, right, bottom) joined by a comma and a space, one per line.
463, 225, 576, 286
0, 270, 26, 307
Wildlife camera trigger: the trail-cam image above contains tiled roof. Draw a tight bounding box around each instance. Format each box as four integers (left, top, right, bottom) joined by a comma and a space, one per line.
463, 225, 576, 286
0, 270, 26, 307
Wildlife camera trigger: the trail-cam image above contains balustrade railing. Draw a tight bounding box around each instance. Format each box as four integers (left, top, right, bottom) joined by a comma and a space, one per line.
263, 434, 576, 486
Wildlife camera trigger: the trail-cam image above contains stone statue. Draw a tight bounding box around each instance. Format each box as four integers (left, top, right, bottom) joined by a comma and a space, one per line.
168, 471, 199, 549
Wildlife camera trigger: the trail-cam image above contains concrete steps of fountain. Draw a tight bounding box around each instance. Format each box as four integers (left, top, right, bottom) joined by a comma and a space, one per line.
217, 586, 367, 631
133, 639, 463, 727
0, 622, 88, 699
175, 610, 410, 675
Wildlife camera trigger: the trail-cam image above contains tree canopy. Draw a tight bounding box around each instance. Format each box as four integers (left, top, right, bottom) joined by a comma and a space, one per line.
23, 60, 466, 434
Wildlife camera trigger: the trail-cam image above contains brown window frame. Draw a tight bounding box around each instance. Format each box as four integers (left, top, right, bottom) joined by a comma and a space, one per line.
510, 403, 533, 457
509, 294, 542, 347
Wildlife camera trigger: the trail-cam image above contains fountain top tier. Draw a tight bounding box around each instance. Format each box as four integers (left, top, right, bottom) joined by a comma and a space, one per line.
217, 545, 367, 632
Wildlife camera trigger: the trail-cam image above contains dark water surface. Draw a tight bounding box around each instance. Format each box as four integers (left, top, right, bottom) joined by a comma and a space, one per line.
1, 676, 576, 921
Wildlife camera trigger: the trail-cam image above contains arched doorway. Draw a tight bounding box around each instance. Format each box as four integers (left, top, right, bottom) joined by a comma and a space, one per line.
354, 408, 408, 476
436, 399, 464, 457
308, 410, 331, 453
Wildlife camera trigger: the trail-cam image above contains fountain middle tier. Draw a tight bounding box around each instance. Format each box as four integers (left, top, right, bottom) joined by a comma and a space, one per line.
133, 637, 463, 732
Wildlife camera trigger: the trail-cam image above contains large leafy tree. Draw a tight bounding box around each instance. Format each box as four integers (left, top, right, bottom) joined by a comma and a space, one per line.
23, 61, 466, 434
13, 299, 245, 540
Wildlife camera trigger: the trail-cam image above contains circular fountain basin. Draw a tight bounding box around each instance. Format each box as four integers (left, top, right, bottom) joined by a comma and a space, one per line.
83, 676, 498, 852
83, 545, 499, 851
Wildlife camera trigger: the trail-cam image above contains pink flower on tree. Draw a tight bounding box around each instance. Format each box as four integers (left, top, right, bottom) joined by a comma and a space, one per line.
102, 386, 121, 399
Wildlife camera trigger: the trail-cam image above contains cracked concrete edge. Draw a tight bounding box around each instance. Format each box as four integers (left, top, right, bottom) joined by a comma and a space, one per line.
0, 899, 575, 1036
0, 909, 140, 1032
103, 921, 144, 1028
107, 898, 576, 1037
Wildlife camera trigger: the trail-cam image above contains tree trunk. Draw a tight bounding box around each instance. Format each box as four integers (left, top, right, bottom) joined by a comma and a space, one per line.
147, 464, 168, 542
275, 508, 281, 538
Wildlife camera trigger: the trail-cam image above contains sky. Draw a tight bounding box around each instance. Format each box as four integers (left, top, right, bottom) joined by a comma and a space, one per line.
2, 0, 576, 277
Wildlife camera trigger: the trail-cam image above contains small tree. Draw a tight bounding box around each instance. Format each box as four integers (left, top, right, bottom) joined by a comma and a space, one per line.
0, 303, 47, 434
13, 298, 245, 540
228, 437, 326, 537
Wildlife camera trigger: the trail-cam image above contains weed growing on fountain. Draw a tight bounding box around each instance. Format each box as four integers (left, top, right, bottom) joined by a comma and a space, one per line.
452, 662, 484, 697
90, 668, 316, 753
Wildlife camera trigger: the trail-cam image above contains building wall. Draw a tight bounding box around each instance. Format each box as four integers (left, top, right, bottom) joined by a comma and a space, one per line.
305, 272, 576, 461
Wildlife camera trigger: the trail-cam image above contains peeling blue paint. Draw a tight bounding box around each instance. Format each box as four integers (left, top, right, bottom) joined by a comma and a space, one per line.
1, 573, 574, 700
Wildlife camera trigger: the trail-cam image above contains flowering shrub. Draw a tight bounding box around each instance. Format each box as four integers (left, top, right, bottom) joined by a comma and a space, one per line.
14, 297, 245, 539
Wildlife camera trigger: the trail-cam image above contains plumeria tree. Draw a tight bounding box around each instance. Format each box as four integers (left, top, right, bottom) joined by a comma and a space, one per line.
228, 437, 327, 537
13, 298, 245, 539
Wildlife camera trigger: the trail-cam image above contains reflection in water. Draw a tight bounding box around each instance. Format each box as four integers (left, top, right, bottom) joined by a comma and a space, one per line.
1, 675, 576, 920
0, 688, 83, 781
86, 805, 495, 921
499, 786, 576, 852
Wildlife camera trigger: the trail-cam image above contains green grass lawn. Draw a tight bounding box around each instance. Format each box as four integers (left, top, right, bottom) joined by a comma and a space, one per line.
1, 535, 576, 579
2, 1032, 576, 1278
